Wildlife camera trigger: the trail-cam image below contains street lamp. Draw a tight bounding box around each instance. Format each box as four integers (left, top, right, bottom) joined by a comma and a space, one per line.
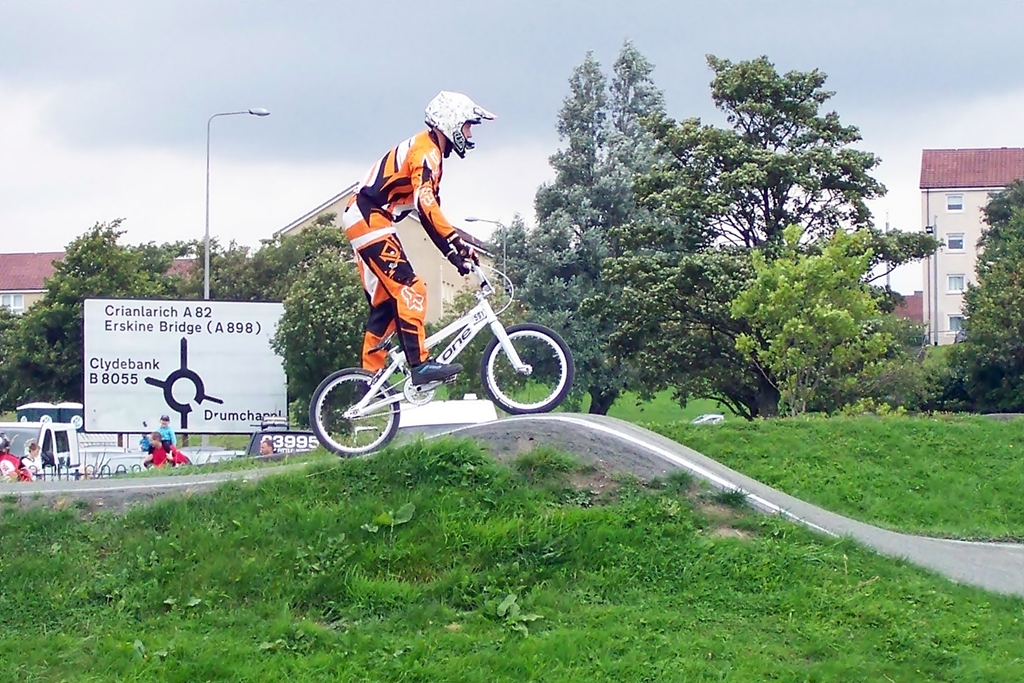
465, 216, 507, 272
204, 108, 270, 300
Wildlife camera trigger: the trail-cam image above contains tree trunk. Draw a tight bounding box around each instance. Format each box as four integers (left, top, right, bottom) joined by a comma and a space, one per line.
755, 375, 780, 418
588, 387, 618, 415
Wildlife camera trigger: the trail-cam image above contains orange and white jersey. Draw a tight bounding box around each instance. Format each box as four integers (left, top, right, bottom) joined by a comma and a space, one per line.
342, 130, 458, 252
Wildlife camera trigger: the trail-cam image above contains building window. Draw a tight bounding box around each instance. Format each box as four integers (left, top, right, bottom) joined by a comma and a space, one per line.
949, 315, 964, 332
946, 233, 964, 251
946, 194, 964, 212
947, 274, 965, 292
0, 293, 24, 314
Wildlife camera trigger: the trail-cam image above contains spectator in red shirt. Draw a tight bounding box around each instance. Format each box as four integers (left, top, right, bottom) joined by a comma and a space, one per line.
143, 432, 192, 468
171, 447, 192, 467
143, 432, 170, 468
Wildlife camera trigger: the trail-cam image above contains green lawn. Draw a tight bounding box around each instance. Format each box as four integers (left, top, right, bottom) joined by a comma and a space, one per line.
121, 450, 335, 478
604, 391, 725, 423
650, 415, 1024, 541
1, 440, 1022, 681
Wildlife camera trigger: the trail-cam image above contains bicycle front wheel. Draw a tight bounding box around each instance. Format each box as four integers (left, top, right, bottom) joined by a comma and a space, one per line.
310, 368, 400, 456
480, 323, 574, 414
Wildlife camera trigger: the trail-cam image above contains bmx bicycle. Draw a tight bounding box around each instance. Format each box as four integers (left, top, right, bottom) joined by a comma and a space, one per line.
310, 263, 574, 456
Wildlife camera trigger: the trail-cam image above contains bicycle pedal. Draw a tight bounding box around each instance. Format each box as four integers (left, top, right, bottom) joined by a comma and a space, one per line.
443, 374, 460, 385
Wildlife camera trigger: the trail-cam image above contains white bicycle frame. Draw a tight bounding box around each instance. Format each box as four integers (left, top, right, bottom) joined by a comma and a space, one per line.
343, 264, 531, 419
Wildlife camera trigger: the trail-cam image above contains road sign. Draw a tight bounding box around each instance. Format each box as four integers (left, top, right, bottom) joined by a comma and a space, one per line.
83, 299, 287, 433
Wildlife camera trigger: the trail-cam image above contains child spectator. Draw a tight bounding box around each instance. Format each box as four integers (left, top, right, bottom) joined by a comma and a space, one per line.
21, 441, 42, 476
158, 415, 177, 452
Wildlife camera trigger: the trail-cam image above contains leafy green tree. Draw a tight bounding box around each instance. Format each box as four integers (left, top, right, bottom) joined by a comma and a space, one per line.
597, 249, 762, 417
958, 186, 1024, 411
731, 225, 894, 416
982, 179, 1024, 231
180, 214, 347, 302
501, 42, 666, 414
602, 55, 935, 417
0, 308, 21, 410
178, 238, 253, 300
5, 221, 180, 403
637, 55, 887, 249
271, 250, 365, 425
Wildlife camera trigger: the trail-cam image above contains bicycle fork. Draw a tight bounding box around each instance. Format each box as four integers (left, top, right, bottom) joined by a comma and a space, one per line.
489, 320, 532, 375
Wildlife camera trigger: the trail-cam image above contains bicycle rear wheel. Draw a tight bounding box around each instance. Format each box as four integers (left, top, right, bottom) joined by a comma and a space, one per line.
480, 323, 574, 414
310, 368, 400, 456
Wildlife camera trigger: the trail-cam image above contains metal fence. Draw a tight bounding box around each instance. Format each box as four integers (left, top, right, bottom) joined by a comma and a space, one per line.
24, 461, 145, 482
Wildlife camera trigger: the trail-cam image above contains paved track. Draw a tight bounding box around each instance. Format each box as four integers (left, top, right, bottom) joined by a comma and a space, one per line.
3, 414, 1023, 598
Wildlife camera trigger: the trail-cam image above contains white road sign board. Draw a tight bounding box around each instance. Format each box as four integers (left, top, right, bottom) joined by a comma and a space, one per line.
83, 299, 287, 433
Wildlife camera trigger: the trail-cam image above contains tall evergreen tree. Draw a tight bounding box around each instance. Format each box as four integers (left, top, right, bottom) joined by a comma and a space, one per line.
958, 182, 1024, 410
500, 43, 666, 414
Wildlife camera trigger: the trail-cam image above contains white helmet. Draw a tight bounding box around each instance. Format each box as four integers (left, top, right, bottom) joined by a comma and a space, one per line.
424, 91, 496, 159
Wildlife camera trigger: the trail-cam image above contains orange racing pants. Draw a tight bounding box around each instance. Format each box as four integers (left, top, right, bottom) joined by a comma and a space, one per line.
342, 201, 429, 372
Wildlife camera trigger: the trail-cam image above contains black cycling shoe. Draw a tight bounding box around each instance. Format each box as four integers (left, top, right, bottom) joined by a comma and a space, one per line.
410, 359, 463, 386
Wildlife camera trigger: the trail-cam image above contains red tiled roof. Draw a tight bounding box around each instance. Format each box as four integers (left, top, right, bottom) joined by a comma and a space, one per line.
0, 252, 63, 291
920, 148, 1024, 189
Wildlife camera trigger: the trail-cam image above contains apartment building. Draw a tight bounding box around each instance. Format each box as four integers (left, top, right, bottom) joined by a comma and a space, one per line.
275, 185, 491, 324
920, 148, 1024, 345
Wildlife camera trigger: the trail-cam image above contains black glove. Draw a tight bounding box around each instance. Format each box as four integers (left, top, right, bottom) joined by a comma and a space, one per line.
447, 234, 478, 276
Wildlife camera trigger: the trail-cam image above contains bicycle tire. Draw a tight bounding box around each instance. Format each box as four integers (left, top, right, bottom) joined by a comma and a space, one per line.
480, 323, 574, 414
310, 368, 400, 456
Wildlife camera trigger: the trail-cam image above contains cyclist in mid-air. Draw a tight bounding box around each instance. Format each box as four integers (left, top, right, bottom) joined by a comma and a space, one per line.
341, 91, 494, 387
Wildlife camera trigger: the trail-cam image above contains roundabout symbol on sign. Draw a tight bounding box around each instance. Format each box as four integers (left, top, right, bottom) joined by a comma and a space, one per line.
145, 337, 223, 428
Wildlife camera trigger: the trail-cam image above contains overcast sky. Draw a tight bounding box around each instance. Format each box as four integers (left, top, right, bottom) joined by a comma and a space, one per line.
2, 0, 1023, 293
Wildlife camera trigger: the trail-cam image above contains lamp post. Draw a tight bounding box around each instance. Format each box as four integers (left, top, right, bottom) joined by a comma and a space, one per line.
465, 216, 506, 272
204, 108, 270, 300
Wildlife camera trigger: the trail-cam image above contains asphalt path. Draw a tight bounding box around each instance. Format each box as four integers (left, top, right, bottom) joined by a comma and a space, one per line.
3, 414, 1023, 598
0, 465, 304, 513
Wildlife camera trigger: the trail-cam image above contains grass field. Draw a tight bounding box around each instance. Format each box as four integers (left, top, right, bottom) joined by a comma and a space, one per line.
2, 439, 1022, 681
122, 451, 336, 478
651, 415, 1024, 541
602, 391, 725, 424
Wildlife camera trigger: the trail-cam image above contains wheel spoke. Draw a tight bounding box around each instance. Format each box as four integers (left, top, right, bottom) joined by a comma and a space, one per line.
483, 325, 573, 414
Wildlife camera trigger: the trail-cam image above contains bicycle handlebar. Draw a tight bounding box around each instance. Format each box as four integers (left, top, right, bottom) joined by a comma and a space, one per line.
465, 263, 514, 314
